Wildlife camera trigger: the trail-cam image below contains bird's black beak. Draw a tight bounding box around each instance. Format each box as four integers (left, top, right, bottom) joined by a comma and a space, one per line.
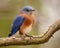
32, 10, 35, 11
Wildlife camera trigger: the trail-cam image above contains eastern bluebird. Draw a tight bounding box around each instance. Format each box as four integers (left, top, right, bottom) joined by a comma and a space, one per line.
8, 6, 35, 37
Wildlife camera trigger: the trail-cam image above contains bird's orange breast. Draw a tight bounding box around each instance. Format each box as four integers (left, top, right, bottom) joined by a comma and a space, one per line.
19, 13, 35, 34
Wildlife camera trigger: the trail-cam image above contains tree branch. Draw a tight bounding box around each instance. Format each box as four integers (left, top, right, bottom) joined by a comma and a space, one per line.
0, 20, 60, 46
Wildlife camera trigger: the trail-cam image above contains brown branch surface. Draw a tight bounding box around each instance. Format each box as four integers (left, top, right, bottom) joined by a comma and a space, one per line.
0, 20, 60, 46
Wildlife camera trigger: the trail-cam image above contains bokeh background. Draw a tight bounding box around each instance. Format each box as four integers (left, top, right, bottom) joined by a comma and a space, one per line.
0, 0, 60, 48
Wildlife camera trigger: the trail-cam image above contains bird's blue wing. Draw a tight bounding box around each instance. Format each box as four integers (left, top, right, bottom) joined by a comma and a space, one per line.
8, 15, 24, 36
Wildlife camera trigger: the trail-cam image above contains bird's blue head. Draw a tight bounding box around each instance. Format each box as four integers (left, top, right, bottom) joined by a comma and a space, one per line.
22, 6, 35, 14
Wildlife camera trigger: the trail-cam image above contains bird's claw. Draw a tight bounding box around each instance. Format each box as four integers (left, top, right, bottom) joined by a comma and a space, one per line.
25, 34, 33, 37
25, 34, 33, 39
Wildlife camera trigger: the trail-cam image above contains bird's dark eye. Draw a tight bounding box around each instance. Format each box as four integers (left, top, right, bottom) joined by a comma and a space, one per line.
26, 9, 30, 12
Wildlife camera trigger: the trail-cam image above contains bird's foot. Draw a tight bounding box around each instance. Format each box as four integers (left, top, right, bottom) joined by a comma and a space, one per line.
20, 35, 26, 40
25, 34, 33, 39
20, 34, 33, 40
25, 34, 33, 37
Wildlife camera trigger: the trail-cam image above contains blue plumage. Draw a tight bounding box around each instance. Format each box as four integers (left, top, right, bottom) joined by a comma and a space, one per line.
8, 15, 24, 36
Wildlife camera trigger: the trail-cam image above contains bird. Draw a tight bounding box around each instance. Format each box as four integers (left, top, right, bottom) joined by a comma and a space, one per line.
8, 5, 35, 37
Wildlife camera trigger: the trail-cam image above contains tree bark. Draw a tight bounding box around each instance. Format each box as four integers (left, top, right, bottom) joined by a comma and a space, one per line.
0, 20, 60, 46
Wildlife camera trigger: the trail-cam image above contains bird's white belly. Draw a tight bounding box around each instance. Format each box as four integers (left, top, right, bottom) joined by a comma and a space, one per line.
23, 25, 32, 34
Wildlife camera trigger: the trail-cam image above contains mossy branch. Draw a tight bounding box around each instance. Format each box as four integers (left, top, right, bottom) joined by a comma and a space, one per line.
0, 20, 60, 46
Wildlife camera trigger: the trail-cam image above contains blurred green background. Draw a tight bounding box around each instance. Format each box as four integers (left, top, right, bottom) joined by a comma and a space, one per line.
0, 0, 41, 48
